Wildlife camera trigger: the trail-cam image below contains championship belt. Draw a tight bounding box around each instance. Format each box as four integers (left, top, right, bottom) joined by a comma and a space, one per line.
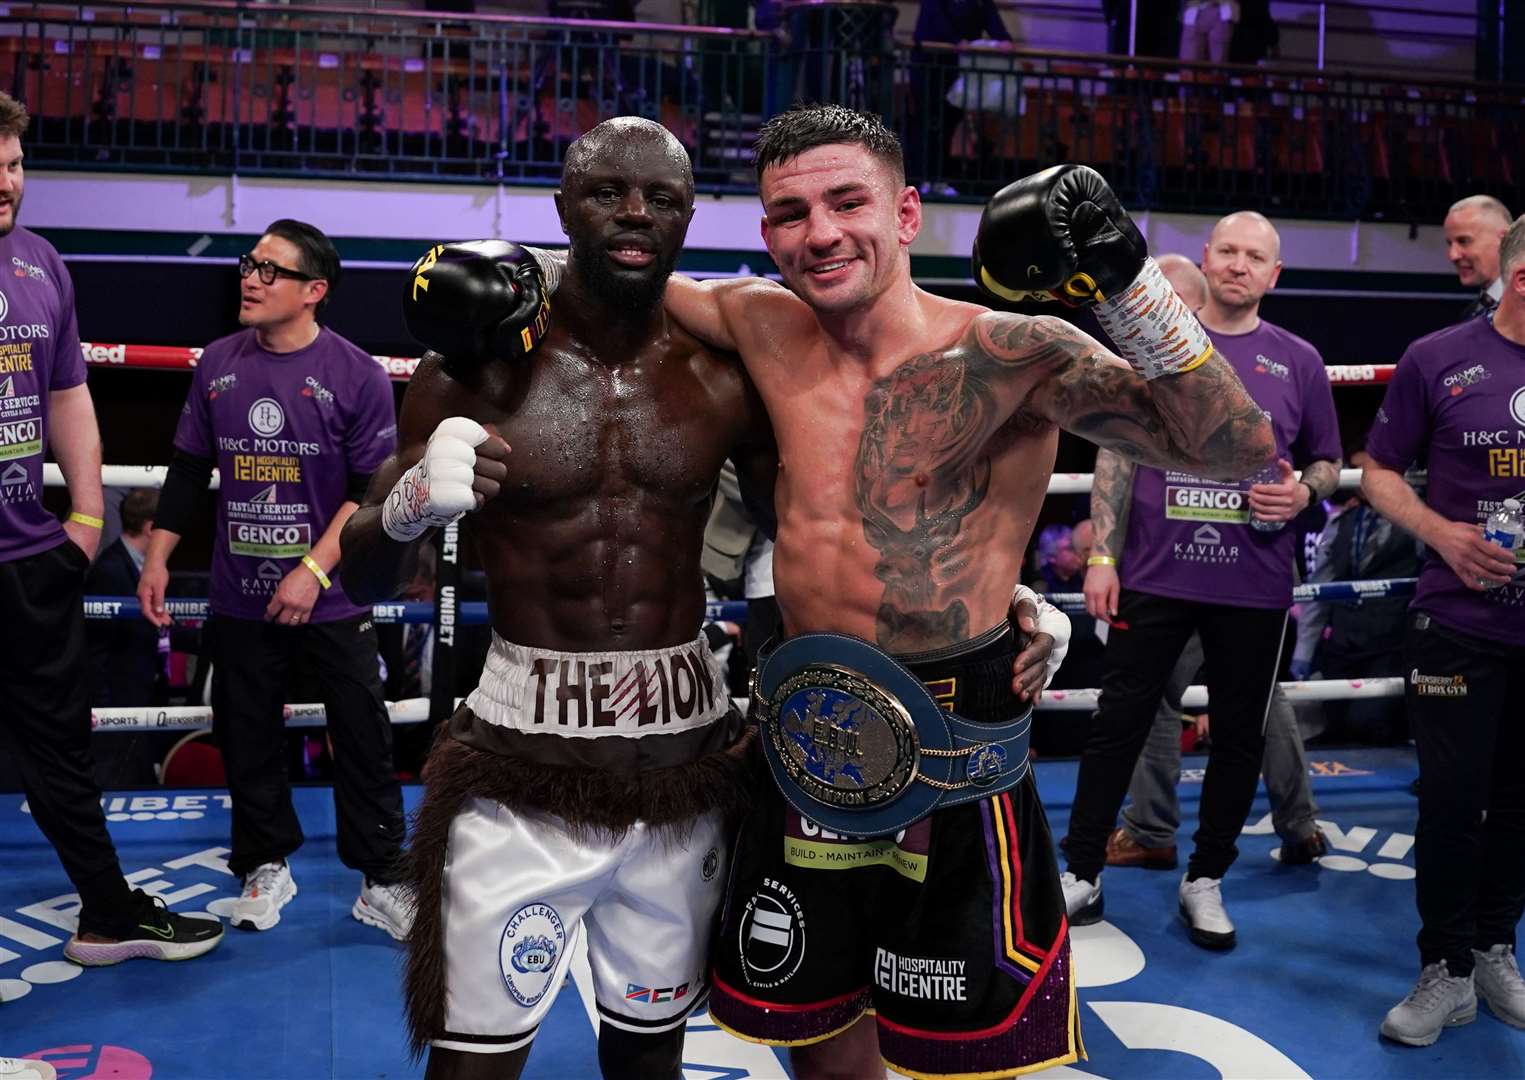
754, 632, 1031, 837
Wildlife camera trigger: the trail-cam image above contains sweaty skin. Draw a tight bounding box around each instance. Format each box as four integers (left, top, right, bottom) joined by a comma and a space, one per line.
662, 146, 1272, 655
349, 338, 772, 650
342, 118, 774, 1080
343, 127, 774, 651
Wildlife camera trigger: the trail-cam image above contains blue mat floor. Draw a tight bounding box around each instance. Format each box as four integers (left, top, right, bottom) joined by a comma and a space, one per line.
3, 749, 1523, 1078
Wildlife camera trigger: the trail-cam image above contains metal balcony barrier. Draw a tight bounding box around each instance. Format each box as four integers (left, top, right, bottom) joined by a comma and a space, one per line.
4, 0, 773, 187
5, 0, 1523, 219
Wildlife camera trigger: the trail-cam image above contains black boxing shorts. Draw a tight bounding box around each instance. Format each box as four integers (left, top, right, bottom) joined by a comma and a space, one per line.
709, 623, 1082, 1079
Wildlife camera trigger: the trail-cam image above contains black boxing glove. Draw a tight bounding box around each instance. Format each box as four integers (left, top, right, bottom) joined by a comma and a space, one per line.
972, 164, 1145, 308
404, 240, 551, 367
973, 165, 1213, 380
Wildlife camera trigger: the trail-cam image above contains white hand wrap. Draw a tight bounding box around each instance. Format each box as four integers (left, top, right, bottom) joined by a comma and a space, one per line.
521, 246, 565, 296
1091, 257, 1216, 380
381, 416, 488, 543
1013, 584, 1071, 689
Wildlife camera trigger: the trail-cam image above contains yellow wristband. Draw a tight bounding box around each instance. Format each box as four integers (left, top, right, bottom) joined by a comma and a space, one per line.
1087, 555, 1118, 567
68, 512, 105, 529
301, 554, 332, 589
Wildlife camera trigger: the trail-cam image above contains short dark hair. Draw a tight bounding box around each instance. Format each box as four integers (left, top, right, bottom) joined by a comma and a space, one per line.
120, 487, 159, 535
263, 218, 341, 313
0, 92, 29, 140
754, 104, 904, 187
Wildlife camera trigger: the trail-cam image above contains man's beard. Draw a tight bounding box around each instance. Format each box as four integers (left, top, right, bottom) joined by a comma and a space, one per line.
0, 190, 20, 237
571, 235, 678, 314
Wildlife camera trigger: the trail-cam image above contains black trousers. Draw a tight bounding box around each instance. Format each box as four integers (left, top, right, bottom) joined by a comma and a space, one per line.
1405, 613, 1525, 975
208, 613, 405, 882
1067, 588, 1287, 882
0, 543, 135, 932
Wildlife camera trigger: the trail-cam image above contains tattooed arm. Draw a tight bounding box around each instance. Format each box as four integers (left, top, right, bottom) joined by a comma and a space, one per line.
1084, 447, 1134, 621
1089, 448, 1135, 561
1302, 459, 1342, 503
972, 313, 1274, 481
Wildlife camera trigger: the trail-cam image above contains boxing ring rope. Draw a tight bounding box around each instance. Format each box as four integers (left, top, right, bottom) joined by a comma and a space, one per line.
67, 346, 1415, 732
45, 464, 1407, 496
74, 340, 1403, 387
83, 679, 1405, 728
91, 697, 435, 733
78, 579, 1414, 729
1037, 677, 1404, 711
83, 577, 1415, 626
82, 595, 752, 626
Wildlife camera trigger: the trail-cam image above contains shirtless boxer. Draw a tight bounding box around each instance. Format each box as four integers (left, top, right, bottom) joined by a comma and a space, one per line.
341, 118, 1060, 1080
651, 107, 1276, 1078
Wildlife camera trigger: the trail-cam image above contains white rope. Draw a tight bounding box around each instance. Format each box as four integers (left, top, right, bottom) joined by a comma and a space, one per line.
91, 696, 756, 732
48, 464, 1384, 495
1037, 676, 1405, 711
44, 464, 220, 490
90, 683, 1401, 728
91, 698, 433, 732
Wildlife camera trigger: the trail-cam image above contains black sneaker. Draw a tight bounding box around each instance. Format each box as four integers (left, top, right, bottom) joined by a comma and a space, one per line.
1280, 828, 1330, 866
64, 890, 223, 966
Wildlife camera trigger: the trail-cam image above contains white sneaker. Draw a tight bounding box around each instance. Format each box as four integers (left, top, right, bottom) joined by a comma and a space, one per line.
231, 861, 297, 931
1060, 870, 1104, 926
1178, 874, 1235, 950
1381, 961, 1476, 1046
352, 878, 415, 942
0, 1059, 57, 1080
1473, 945, 1525, 1028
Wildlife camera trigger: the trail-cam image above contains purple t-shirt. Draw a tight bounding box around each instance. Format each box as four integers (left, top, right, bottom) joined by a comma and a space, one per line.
1365, 316, 1525, 639
173, 327, 397, 622
0, 228, 86, 563
1120, 321, 1342, 609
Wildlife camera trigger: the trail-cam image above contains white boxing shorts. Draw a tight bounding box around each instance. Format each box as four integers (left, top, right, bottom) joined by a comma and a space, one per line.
434, 798, 727, 1053
425, 635, 739, 1054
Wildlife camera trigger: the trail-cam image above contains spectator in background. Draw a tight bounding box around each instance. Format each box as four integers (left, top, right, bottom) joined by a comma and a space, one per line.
1068, 214, 1342, 949
1292, 447, 1422, 745
909, 0, 1011, 195
1032, 520, 1092, 594
1444, 195, 1513, 321
701, 460, 780, 696
379, 540, 438, 703
86, 488, 163, 709
1228, 0, 1279, 63
1179, 0, 1237, 64
84, 488, 166, 788
1156, 252, 1209, 311
1365, 213, 1525, 1048
0, 90, 222, 969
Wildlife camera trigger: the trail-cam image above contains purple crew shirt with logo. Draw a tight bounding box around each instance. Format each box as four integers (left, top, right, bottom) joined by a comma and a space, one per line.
173, 327, 397, 622
0, 227, 85, 563
1120, 321, 1342, 610
1364, 316, 1525, 639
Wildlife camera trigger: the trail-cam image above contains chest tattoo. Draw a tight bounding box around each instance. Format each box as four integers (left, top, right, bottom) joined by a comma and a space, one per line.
854, 351, 994, 651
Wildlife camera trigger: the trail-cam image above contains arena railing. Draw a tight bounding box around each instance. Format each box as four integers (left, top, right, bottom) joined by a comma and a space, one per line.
6, 0, 1522, 219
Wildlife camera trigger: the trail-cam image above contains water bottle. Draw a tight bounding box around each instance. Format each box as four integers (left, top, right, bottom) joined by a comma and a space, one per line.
1482, 498, 1524, 590
1248, 464, 1285, 533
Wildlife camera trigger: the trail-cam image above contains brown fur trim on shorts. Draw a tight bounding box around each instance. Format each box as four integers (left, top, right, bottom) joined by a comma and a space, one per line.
402, 726, 757, 1057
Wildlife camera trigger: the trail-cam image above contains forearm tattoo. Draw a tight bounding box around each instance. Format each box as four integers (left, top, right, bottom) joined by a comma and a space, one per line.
1301, 459, 1343, 502
972, 314, 1274, 479
1089, 448, 1136, 559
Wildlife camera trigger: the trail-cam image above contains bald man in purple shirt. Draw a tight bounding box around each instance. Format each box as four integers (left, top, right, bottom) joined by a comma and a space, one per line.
1065, 212, 1342, 951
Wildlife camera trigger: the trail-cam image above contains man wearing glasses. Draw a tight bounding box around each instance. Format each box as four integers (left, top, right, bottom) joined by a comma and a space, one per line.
138, 219, 413, 938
